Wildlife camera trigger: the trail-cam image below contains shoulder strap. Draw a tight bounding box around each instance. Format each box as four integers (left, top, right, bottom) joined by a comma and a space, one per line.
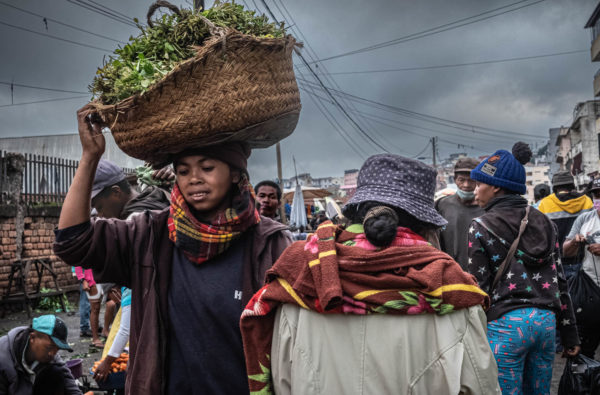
491, 206, 531, 291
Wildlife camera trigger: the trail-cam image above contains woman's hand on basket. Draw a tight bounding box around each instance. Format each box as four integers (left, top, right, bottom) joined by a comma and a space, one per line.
77, 104, 106, 161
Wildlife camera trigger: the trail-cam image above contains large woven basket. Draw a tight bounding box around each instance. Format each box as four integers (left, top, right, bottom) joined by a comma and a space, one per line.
91, 3, 301, 167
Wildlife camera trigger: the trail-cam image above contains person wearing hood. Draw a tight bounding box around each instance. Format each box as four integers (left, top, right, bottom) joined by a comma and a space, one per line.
468, 142, 580, 395
435, 157, 484, 269
538, 171, 593, 279
53, 106, 293, 395
241, 154, 500, 394
0, 315, 81, 395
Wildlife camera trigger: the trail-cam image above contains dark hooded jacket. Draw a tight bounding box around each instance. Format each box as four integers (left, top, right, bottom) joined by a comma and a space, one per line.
53, 208, 292, 395
121, 186, 170, 219
537, 192, 593, 265
467, 195, 579, 348
0, 327, 81, 395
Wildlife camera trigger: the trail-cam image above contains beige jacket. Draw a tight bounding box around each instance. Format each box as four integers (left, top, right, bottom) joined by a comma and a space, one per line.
271, 305, 500, 395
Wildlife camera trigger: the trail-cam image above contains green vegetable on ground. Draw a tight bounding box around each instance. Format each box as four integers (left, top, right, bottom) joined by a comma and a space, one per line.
36, 288, 72, 313
90, 1, 286, 105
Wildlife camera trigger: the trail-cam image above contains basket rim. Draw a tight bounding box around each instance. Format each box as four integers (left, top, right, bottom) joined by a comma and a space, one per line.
91, 30, 298, 118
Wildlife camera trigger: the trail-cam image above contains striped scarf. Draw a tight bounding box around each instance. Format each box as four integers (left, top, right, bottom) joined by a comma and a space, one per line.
167, 175, 261, 264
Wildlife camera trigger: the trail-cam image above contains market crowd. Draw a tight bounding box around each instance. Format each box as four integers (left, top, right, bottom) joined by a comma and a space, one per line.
2, 116, 600, 395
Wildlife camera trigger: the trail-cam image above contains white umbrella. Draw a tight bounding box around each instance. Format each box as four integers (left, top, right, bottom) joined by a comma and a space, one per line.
290, 183, 307, 229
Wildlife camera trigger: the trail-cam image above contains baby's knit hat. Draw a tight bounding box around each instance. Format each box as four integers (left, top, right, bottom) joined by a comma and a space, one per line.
470, 142, 532, 195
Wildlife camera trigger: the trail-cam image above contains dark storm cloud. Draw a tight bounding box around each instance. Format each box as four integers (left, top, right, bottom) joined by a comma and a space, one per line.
1, 0, 598, 181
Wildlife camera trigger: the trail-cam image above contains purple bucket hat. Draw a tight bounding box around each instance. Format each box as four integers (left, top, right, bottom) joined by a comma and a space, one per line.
346, 154, 447, 227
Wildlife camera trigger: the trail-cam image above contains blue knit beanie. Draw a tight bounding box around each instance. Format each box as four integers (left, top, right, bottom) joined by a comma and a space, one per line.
470, 142, 532, 195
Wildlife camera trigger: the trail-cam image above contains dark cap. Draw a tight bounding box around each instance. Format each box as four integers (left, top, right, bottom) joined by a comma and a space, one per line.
552, 171, 574, 188
454, 158, 479, 173
590, 178, 600, 192
32, 315, 72, 352
92, 160, 126, 199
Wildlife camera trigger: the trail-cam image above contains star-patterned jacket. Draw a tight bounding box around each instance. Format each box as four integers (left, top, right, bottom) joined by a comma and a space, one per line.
467, 195, 579, 348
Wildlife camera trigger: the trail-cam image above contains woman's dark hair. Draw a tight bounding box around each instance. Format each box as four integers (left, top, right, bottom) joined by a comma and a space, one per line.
343, 201, 436, 247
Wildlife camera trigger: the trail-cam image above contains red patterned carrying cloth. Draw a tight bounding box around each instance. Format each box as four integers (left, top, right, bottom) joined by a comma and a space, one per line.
240, 221, 489, 394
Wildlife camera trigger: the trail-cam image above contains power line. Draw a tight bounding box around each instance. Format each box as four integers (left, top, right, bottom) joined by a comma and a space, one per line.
247, 0, 368, 157
0, 95, 89, 108
248, 1, 367, 157
296, 76, 546, 139
327, 49, 588, 75
251, 0, 384, 156
84, 0, 135, 22
0, 19, 112, 52
273, 0, 386, 152
65, 0, 137, 28
0, 1, 126, 44
258, 0, 389, 153
0, 81, 88, 94
302, 0, 545, 66
298, 85, 367, 159
412, 140, 431, 159
298, 83, 513, 147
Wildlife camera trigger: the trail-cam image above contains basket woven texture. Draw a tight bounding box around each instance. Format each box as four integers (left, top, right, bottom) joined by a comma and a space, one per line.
91, 5, 301, 167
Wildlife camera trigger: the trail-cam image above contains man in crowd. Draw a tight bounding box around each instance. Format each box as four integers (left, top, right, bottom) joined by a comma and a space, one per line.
255, 180, 283, 221
0, 315, 81, 395
89, 160, 172, 382
538, 171, 593, 279
562, 178, 600, 359
91, 160, 173, 220
435, 158, 483, 269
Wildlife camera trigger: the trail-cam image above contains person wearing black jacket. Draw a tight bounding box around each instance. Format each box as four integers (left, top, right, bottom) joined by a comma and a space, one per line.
467, 142, 580, 395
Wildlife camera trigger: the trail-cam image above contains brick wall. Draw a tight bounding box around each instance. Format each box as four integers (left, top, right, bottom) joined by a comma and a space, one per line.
0, 206, 77, 294
0, 216, 17, 288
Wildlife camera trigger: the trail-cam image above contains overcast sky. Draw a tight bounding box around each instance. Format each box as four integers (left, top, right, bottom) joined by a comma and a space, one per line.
0, 0, 598, 181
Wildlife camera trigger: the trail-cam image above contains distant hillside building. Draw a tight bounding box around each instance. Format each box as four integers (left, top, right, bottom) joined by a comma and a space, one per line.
585, 2, 600, 96
525, 164, 550, 204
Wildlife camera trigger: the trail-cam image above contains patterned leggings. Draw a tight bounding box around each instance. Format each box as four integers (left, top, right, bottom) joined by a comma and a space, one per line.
488, 308, 556, 395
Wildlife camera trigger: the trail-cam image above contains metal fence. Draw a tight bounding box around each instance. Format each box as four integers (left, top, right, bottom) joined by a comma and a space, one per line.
22, 153, 80, 204
0, 151, 9, 203
0, 151, 136, 205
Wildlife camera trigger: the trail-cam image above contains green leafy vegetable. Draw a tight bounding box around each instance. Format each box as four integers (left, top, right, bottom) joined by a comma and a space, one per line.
90, 1, 286, 104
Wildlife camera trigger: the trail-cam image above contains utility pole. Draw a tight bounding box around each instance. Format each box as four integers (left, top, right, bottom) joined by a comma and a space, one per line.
431, 136, 437, 168
276, 142, 286, 224
194, 0, 204, 11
